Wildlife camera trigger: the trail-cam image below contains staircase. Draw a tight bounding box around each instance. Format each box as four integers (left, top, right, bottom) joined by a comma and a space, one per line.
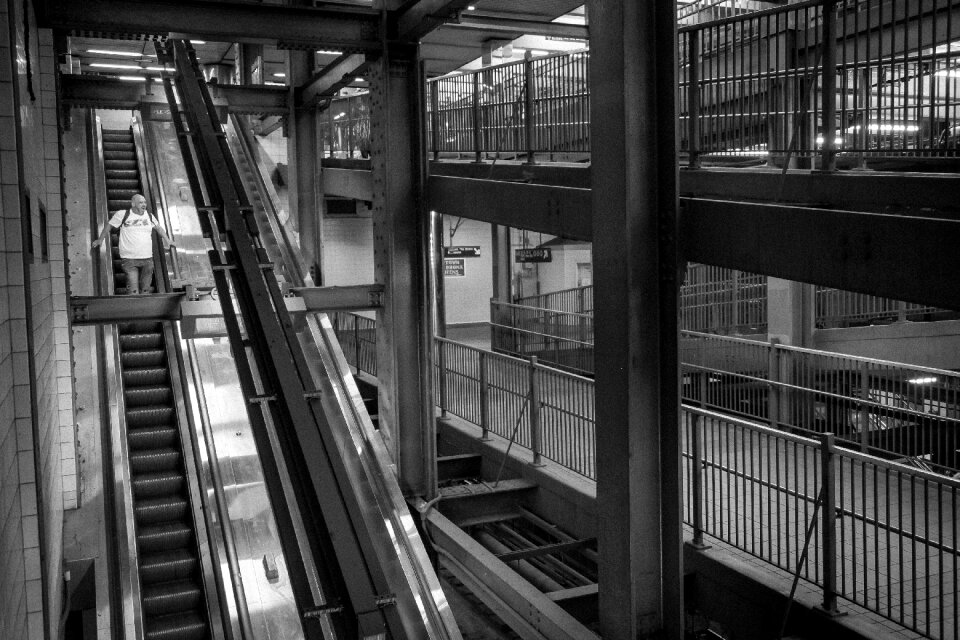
102, 128, 210, 640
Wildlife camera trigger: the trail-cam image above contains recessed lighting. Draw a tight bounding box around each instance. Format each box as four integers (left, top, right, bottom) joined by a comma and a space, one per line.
87, 49, 147, 57
272, 72, 286, 78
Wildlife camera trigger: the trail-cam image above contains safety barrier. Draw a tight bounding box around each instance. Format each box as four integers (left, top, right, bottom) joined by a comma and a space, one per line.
685, 406, 960, 640
417, 0, 960, 166
331, 313, 960, 639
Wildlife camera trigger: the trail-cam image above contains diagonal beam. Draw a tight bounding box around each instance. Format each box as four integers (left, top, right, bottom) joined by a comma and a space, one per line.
447, 15, 588, 40
38, 0, 380, 49
680, 198, 960, 311
296, 54, 369, 108
392, 0, 475, 42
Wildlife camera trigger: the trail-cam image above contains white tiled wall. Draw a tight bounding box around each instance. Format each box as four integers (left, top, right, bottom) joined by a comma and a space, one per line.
0, 2, 73, 638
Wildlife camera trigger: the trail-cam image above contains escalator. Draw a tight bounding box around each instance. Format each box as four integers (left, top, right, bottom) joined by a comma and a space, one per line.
101, 127, 211, 640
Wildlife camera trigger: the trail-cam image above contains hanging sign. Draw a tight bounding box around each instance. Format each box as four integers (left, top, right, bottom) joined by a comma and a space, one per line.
444, 258, 465, 277
515, 248, 552, 263
444, 246, 481, 258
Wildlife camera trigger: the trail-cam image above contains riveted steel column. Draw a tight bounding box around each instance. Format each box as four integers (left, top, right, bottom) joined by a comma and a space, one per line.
288, 50, 323, 283
588, 1, 682, 639
369, 43, 437, 498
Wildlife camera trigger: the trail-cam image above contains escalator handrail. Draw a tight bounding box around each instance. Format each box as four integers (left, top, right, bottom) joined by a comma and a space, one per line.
92, 116, 146, 640
228, 84, 462, 640
228, 115, 311, 287
134, 114, 239, 640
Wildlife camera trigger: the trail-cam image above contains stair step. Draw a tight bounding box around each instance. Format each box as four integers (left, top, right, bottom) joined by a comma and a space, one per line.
137, 522, 193, 553
143, 610, 207, 640
132, 470, 185, 499
135, 495, 189, 525
141, 580, 203, 616
130, 447, 181, 474
139, 549, 199, 585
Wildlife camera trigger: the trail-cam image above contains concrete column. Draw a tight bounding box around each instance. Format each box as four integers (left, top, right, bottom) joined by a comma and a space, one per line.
491, 223, 512, 349
588, 1, 683, 638
287, 50, 323, 282
369, 44, 436, 498
766, 277, 815, 347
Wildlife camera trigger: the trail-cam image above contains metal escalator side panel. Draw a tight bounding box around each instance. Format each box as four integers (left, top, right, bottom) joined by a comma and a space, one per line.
227, 110, 460, 640
299, 313, 462, 640
104, 321, 147, 640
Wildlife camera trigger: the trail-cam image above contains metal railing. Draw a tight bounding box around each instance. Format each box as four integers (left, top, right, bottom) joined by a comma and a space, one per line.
424, 0, 960, 167
685, 406, 960, 640
489, 301, 594, 376
318, 93, 370, 159
331, 313, 960, 640
681, 330, 960, 473
816, 288, 957, 328
516, 278, 956, 335
330, 312, 377, 376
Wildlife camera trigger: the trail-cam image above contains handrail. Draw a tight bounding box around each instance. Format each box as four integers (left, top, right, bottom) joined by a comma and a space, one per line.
91, 115, 143, 640
134, 111, 244, 639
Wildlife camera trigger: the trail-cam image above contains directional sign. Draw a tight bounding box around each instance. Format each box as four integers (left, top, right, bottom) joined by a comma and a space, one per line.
444, 246, 481, 258
515, 248, 552, 263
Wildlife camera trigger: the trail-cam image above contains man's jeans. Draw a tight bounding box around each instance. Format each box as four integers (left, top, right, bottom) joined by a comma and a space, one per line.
121, 257, 154, 294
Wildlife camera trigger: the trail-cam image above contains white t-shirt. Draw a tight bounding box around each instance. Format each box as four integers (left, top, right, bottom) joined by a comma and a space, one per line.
109, 209, 155, 259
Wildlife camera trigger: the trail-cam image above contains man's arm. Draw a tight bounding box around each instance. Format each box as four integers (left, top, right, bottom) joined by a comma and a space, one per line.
91, 219, 115, 249
153, 220, 175, 250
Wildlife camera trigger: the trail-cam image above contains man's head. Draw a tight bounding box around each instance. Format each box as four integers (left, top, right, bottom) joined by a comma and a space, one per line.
131, 194, 147, 213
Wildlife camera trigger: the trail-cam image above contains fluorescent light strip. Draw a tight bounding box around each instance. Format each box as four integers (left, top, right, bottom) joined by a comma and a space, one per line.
117, 76, 148, 82
190, 40, 206, 44
272, 72, 286, 78
87, 49, 149, 58
316, 49, 343, 55
90, 62, 167, 71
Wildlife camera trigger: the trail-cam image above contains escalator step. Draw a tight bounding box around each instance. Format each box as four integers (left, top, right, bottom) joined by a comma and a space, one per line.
125, 406, 175, 428
122, 350, 167, 369
103, 149, 136, 162
104, 159, 137, 171
139, 549, 199, 585
119, 333, 165, 351
130, 447, 181, 473
132, 470, 185, 498
105, 169, 138, 181
103, 141, 134, 152
144, 610, 207, 640
125, 386, 173, 407
135, 495, 189, 525
141, 580, 204, 616
128, 424, 178, 451
119, 321, 162, 335
108, 178, 141, 190
108, 188, 139, 201
108, 199, 132, 211
123, 367, 168, 387
137, 522, 193, 553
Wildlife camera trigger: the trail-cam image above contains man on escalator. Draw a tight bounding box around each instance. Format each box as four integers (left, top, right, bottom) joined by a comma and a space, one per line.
92, 193, 174, 294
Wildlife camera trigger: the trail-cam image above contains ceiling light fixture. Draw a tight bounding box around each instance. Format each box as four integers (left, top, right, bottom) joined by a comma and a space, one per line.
116, 75, 148, 82
272, 72, 286, 78
264, 81, 285, 86
316, 49, 343, 55
87, 49, 146, 57
190, 40, 207, 44
354, 76, 364, 82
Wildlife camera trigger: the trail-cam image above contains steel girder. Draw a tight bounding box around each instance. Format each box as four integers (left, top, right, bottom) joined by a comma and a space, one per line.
37, 0, 381, 49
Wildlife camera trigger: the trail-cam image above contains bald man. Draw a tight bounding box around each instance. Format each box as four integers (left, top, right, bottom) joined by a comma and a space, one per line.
92, 194, 173, 294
